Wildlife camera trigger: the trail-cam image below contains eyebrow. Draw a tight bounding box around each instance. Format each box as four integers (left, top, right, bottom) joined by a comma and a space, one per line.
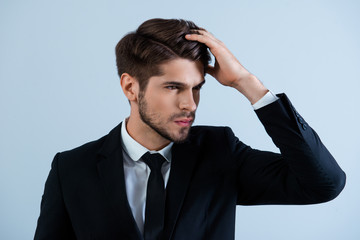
162, 79, 206, 88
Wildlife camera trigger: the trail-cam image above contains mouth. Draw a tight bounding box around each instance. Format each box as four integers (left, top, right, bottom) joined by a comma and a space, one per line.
174, 118, 193, 127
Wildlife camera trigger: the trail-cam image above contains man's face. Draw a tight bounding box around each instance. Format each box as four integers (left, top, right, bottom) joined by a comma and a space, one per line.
138, 58, 205, 143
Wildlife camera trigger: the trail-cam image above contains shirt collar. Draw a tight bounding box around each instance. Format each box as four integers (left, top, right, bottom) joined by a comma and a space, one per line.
121, 119, 173, 162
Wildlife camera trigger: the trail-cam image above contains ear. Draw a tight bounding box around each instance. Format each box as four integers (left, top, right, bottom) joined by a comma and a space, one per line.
120, 73, 139, 102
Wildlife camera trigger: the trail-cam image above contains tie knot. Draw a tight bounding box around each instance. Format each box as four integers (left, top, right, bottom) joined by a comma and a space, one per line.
142, 152, 166, 172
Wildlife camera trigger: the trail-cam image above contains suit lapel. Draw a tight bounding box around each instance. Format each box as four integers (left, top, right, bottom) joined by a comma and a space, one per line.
163, 139, 200, 240
97, 123, 142, 239
96, 123, 201, 239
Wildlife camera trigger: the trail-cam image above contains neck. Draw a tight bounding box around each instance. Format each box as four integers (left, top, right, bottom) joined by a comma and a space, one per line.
125, 114, 171, 151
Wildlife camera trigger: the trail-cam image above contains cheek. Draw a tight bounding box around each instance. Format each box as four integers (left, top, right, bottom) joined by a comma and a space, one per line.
149, 93, 177, 111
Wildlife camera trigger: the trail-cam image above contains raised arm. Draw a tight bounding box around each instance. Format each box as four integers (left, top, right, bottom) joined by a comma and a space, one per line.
186, 29, 346, 205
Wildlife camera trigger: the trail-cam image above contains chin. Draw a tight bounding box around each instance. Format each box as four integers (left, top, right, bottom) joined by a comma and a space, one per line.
171, 129, 191, 143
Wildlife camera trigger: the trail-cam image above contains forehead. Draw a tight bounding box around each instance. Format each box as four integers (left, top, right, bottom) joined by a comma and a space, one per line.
150, 58, 204, 85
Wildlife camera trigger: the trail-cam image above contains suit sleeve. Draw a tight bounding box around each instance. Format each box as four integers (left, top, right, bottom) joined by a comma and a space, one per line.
34, 153, 76, 240
234, 93, 346, 205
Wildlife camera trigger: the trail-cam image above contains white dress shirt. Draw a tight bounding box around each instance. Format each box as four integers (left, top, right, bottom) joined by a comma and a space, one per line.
120, 90, 278, 234
252, 91, 278, 110
120, 121, 173, 235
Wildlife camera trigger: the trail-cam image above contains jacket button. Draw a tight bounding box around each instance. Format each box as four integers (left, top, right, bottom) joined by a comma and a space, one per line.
302, 124, 307, 130
298, 117, 304, 124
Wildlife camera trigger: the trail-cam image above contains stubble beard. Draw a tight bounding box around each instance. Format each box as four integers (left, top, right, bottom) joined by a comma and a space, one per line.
138, 92, 195, 144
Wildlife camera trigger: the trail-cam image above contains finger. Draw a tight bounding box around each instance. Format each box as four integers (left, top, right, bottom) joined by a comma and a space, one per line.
198, 30, 226, 48
186, 33, 226, 59
186, 29, 225, 51
185, 33, 218, 50
189, 29, 218, 42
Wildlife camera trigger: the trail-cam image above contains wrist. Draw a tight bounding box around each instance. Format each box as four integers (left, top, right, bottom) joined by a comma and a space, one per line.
233, 74, 269, 104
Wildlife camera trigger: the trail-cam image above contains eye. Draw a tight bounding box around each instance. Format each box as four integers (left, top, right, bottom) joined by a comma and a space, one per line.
166, 85, 178, 90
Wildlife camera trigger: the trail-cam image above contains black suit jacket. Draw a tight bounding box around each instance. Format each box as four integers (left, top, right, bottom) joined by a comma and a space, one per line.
34, 94, 346, 240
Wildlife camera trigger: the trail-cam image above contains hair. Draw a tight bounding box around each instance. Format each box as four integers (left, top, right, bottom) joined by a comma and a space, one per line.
115, 18, 211, 91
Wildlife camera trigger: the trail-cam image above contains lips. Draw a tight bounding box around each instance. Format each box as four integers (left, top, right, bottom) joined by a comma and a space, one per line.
174, 118, 193, 127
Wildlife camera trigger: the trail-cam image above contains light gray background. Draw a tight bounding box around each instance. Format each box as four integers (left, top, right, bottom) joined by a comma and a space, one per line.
1, 0, 359, 239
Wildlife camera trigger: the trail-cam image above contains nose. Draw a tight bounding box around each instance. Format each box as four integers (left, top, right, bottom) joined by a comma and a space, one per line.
179, 90, 197, 112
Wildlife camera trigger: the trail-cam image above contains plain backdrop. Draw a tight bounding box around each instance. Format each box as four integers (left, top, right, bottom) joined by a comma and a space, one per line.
1, 0, 359, 239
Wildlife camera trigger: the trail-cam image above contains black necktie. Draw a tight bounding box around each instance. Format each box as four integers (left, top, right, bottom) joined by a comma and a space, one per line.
142, 152, 166, 240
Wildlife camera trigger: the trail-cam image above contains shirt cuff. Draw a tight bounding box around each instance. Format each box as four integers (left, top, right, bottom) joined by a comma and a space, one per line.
252, 91, 279, 110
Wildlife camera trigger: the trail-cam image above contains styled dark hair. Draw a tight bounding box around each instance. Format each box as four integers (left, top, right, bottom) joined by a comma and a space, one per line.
115, 18, 211, 91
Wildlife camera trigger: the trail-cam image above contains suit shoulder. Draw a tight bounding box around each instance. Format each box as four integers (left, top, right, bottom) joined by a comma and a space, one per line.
59, 135, 107, 158
53, 136, 106, 170
55, 123, 122, 169
190, 125, 232, 134
189, 125, 235, 142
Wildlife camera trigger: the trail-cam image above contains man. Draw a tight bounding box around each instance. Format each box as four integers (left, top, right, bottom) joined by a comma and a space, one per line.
34, 18, 346, 240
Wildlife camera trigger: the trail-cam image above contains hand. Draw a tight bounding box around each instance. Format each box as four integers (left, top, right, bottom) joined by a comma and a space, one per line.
186, 30, 249, 87
185, 30, 268, 104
